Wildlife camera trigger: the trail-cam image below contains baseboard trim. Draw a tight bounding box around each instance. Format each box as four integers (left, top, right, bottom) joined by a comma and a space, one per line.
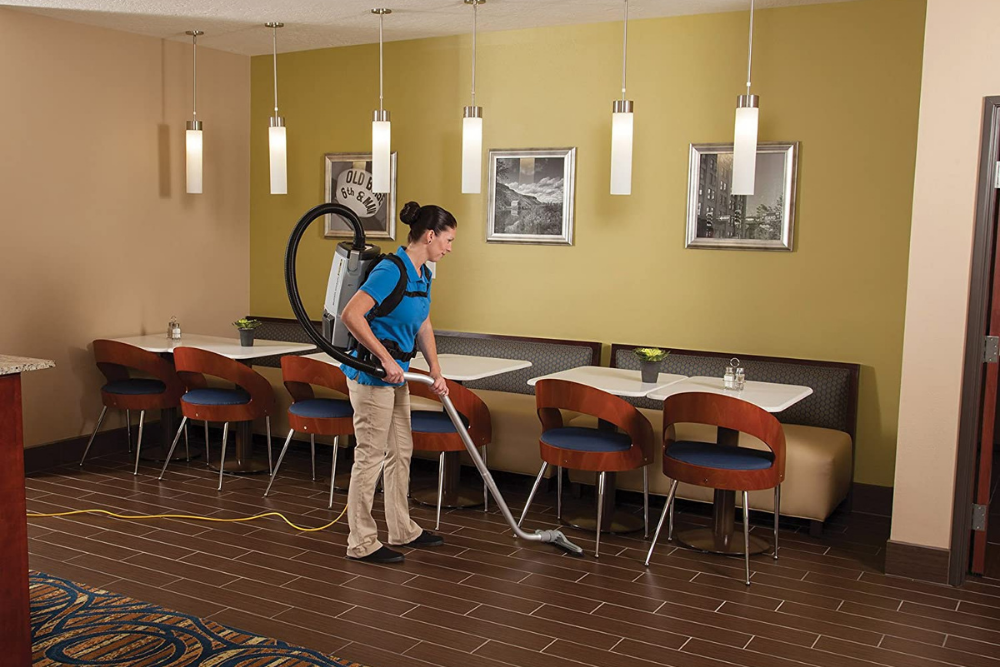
852, 482, 893, 517
24, 427, 135, 474
884, 540, 951, 584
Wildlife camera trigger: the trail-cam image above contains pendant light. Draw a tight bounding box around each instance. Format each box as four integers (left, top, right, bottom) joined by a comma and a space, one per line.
461, 0, 485, 194
266, 22, 287, 195
185, 30, 204, 195
371, 8, 392, 194
610, 0, 633, 196
731, 0, 758, 196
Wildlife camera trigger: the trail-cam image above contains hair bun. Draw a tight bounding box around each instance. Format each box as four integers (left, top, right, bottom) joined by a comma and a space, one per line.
400, 201, 422, 225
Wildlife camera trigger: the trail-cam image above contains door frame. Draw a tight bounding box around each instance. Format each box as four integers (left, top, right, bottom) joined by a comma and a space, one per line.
952, 96, 1000, 585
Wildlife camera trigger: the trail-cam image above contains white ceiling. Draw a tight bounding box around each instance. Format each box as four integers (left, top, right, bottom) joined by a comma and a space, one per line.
6, 0, 854, 56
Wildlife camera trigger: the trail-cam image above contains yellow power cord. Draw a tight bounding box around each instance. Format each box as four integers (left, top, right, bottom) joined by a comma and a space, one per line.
27, 505, 347, 533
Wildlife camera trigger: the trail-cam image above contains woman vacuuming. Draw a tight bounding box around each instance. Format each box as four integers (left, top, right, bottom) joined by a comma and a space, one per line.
339, 201, 457, 563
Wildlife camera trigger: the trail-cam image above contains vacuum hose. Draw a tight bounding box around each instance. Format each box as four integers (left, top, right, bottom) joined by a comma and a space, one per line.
284, 203, 583, 556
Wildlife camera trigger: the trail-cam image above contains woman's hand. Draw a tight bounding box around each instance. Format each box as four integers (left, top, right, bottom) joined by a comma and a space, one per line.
380, 358, 405, 384
430, 371, 449, 396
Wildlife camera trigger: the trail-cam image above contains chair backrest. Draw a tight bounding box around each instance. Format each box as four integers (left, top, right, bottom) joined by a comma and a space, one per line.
281, 356, 350, 403
535, 379, 653, 466
172, 347, 275, 417
662, 392, 786, 479
92, 339, 184, 401
408, 375, 492, 448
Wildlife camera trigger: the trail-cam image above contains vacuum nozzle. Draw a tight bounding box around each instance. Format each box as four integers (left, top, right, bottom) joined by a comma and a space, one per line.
534, 529, 585, 557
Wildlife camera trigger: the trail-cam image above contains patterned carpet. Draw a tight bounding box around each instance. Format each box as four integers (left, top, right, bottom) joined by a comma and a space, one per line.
30, 572, 366, 666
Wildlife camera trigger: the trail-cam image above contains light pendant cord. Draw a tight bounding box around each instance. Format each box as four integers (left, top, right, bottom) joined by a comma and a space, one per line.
28, 505, 348, 533
472, 0, 477, 106
192, 33, 198, 121
379, 12, 384, 112
746, 0, 754, 95
621, 0, 628, 100
272, 25, 279, 118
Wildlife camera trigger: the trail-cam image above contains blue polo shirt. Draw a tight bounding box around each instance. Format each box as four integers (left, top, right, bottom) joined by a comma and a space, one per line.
342, 247, 432, 387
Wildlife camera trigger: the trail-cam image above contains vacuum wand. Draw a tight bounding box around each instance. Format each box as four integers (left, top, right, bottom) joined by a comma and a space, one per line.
284, 202, 583, 556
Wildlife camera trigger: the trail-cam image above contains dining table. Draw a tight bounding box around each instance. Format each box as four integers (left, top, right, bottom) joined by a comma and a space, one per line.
305, 351, 532, 507
111, 333, 315, 473
526, 365, 688, 533
646, 375, 813, 555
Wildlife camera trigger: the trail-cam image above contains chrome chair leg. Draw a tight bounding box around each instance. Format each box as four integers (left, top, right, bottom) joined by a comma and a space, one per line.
643, 466, 650, 539
482, 444, 489, 512
133, 410, 146, 476
265, 417, 273, 474
265, 429, 296, 497
125, 409, 132, 453
310, 434, 316, 481
329, 435, 340, 509
218, 422, 229, 491
668, 490, 676, 541
157, 416, 188, 480
80, 406, 108, 467
556, 466, 563, 522
743, 490, 751, 586
436, 452, 445, 530
184, 422, 190, 460
204, 421, 211, 465
518, 462, 548, 528
645, 479, 678, 566
595, 471, 607, 558
774, 485, 781, 560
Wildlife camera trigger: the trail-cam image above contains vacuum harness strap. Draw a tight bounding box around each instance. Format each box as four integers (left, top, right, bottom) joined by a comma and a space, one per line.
352, 253, 426, 365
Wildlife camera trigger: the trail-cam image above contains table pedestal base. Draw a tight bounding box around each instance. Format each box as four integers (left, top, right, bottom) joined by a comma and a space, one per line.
411, 482, 485, 509
209, 458, 271, 475
561, 502, 645, 534
676, 527, 769, 556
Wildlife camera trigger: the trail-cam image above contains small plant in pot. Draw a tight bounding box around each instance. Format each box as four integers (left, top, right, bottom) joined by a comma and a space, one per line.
633, 347, 670, 383
233, 317, 262, 347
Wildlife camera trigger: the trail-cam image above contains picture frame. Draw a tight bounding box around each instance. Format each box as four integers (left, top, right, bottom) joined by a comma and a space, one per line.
685, 141, 799, 251
486, 147, 576, 245
323, 152, 397, 239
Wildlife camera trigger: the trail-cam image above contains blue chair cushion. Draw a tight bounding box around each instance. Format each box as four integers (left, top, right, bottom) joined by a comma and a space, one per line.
540, 427, 632, 453
102, 379, 166, 395
289, 398, 353, 419
411, 410, 470, 434
181, 388, 250, 406
667, 441, 775, 470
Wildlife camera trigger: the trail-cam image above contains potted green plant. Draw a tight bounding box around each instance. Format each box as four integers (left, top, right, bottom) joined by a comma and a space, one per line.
233, 317, 263, 347
633, 347, 670, 383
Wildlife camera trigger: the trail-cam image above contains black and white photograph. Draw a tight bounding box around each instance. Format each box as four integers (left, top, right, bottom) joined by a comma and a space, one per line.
685, 142, 799, 251
323, 152, 397, 239
486, 147, 576, 245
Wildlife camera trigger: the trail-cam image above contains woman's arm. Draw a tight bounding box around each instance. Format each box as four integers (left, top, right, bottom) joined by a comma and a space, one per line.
341, 291, 404, 383
415, 317, 447, 395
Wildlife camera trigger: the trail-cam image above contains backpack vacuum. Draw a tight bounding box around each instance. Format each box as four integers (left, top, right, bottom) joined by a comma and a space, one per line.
284, 202, 583, 556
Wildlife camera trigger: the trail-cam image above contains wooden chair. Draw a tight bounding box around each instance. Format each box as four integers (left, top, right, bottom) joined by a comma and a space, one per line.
520, 379, 653, 557
81, 340, 185, 474
646, 392, 786, 585
408, 375, 492, 530
265, 356, 354, 507
158, 347, 275, 490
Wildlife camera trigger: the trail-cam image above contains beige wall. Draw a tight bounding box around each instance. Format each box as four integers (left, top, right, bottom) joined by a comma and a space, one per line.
0, 9, 250, 448
892, 0, 1000, 549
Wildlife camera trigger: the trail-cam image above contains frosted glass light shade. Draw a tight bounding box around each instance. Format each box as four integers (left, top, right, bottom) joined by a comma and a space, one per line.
269, 125, 287, 195
372, 119, 391, 193
462, 116, 483, 194
610, 110, 634, 195
732, 105, 759, 196
186, 128, 203, 194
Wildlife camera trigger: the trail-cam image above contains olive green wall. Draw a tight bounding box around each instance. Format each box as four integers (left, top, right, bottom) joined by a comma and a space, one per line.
250, 0, 925, 487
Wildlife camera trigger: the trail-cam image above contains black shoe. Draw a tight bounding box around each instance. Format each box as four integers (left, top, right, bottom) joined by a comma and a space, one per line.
400, 531, 444, 548
347, 546, 404, 563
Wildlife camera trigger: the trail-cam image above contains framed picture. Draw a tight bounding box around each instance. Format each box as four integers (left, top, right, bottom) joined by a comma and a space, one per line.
323, 152, 397, 239
486, 147, 576, 245
685, 142, 799, 251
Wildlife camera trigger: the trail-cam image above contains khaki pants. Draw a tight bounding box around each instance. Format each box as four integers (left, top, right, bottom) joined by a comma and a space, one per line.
345, 378, 422, 558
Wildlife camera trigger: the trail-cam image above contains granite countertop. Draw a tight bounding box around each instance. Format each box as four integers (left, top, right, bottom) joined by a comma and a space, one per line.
0, 355, 55, 376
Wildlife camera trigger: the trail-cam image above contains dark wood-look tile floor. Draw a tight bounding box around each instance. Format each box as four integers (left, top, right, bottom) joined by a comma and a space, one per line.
26, 447, 1000, 667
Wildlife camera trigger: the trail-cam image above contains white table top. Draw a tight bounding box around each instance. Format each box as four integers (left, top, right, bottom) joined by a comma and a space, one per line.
110, 333, 316, 360
526, 366, 688, 398
305, 351, 532, 382
645, 375, 814, 412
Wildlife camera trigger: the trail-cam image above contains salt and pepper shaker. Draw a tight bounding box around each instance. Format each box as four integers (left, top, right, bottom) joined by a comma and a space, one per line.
167, 316, 182, 340
724, 359, 737, 390
735, 365, 746, 391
